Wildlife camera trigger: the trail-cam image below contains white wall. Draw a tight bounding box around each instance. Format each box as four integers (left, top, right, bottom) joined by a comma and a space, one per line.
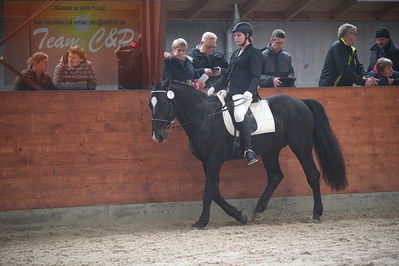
166, 20, 399, 87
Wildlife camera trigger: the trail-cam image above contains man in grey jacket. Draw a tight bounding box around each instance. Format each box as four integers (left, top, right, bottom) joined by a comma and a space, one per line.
259, 29, 295, 88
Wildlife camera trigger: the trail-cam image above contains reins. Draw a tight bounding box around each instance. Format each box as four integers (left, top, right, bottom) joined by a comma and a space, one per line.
151, 89, 245, 130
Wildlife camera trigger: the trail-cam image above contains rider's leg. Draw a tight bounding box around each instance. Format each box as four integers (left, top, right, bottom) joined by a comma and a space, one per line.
232, 94, 258, 165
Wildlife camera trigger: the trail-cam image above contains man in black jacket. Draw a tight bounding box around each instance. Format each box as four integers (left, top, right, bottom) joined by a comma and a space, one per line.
188, 32, 228, 88
367, 27, 399, 72
208, 22, 263, 165
319, 23, 377, 87
260, 29, 295, 88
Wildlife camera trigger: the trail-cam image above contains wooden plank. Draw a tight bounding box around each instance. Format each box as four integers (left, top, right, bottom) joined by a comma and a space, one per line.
284, 0, 312, 20
240, 0, 265, 19
376, 3, 399, 19
185, 0, 212, 19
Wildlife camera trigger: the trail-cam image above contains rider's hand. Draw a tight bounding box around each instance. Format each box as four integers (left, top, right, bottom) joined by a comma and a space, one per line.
207, 87, 215, 96
243, 91, 253, 101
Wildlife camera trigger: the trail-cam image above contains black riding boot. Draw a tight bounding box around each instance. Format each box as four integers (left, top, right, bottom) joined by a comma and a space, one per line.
237, 120, 258, 165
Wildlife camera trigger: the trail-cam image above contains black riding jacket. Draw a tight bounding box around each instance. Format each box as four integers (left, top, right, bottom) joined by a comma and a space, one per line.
319, 38, 366, 87
213, 43, 263, 95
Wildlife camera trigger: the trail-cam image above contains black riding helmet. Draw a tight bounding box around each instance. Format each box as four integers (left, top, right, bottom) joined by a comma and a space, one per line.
232, 22, 253, 45
232, 22, 253, 36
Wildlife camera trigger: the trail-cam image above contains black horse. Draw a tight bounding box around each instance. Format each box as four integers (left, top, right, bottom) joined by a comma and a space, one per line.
149, 79, 347, 229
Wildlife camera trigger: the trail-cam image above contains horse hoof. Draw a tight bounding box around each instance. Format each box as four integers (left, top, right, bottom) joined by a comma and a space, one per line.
192, 221, 206, 230
239, 211, 248, 225
310, 216, 321, 223
252, 212, 265, 222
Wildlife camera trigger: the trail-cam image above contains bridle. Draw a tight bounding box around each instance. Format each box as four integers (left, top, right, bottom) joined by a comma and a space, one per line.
150, 90, 176, 130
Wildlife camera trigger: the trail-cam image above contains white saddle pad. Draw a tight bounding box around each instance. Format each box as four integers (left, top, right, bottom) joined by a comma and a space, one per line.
216, 90, 275, 136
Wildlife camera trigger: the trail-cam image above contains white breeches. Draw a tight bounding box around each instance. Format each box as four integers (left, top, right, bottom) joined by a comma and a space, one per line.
232, 94, 252, 122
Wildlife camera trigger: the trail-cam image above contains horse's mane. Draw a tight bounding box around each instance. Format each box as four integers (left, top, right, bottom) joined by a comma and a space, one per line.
170, 80, 222, 112
171, 80, 208, 99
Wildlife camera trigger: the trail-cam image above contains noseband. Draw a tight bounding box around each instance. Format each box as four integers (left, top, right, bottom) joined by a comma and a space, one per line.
151, 90, 176, 130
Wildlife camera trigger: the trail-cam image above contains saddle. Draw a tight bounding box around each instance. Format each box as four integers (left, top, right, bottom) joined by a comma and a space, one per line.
216, 90, 275, 136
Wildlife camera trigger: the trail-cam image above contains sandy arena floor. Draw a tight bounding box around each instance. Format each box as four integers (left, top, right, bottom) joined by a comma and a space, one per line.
1, 208, 398, 265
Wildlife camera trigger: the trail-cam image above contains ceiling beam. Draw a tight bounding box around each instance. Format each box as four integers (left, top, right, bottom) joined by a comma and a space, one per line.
376, 2, 399, 19
185, 0, 212, 19
284, 0, 312, 20
168, 11, 233, 20
332, 0, 357, 19
240, 0, 265, 19
246, 11, 285, 20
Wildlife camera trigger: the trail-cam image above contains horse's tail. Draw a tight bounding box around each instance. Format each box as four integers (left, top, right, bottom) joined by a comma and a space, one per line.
302, 99, 347, 191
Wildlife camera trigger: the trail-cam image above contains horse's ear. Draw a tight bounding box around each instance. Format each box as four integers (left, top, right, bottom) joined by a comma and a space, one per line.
150, 76, 156, 86
164, 77, 172, 90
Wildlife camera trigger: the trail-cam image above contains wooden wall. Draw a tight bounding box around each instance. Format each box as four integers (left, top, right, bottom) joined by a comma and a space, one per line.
0, 87, 398, 211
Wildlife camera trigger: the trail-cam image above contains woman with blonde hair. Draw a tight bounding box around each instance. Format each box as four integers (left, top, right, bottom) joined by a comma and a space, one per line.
13, 52, 55, 91
163, 38, 200, 83
53, 46, 96, 90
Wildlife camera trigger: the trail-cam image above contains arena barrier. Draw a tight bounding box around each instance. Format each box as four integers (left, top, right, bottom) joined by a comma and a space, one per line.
0, 86, 398, 212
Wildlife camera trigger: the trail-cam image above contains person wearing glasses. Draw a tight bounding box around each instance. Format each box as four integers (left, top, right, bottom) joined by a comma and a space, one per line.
207, 22, 263, 165
188, 32, 228, 88
259, 29, 295, 88
319, 23, 377, 87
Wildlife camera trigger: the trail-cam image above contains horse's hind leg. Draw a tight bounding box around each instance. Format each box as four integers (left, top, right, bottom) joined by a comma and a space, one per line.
253, 151, 284, 220
292, 148, 323, 222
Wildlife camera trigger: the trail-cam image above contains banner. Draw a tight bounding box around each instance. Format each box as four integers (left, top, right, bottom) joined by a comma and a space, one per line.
2, 0, 165, 89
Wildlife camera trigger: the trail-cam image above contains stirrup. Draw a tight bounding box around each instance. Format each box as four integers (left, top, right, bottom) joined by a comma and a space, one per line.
244, 149, 258, 165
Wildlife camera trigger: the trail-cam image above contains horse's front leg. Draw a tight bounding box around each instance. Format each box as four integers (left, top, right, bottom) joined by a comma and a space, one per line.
192, 160, 247, 229
192, 160, 221, 229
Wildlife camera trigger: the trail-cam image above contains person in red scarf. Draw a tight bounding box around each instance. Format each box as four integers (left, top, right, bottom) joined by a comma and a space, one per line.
366, 57, 399, 86
114, 35, 143, 90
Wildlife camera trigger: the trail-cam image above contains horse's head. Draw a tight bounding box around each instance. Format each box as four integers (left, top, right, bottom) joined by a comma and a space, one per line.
148, 78, 176, 143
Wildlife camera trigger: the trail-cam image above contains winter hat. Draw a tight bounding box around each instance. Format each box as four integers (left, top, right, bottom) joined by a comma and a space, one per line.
375, 27, 390, 39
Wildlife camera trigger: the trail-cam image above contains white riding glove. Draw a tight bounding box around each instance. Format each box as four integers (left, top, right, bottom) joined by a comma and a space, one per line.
207, 87, 215, 96
243, 91, 253, 101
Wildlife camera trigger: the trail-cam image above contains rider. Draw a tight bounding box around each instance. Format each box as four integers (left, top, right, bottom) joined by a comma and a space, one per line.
208, 22, 263, 165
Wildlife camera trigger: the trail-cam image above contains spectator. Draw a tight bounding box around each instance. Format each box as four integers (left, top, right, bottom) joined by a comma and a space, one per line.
367, 57, 399, 86
319, 23, 377, 87
163, 38, 200, 83
13, 52, 55, 91
259, 29, 295, 88
188, 32, 228, 88
53, 46, 96, 90
114, 35, 143, 89
367, 27, 399, 72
